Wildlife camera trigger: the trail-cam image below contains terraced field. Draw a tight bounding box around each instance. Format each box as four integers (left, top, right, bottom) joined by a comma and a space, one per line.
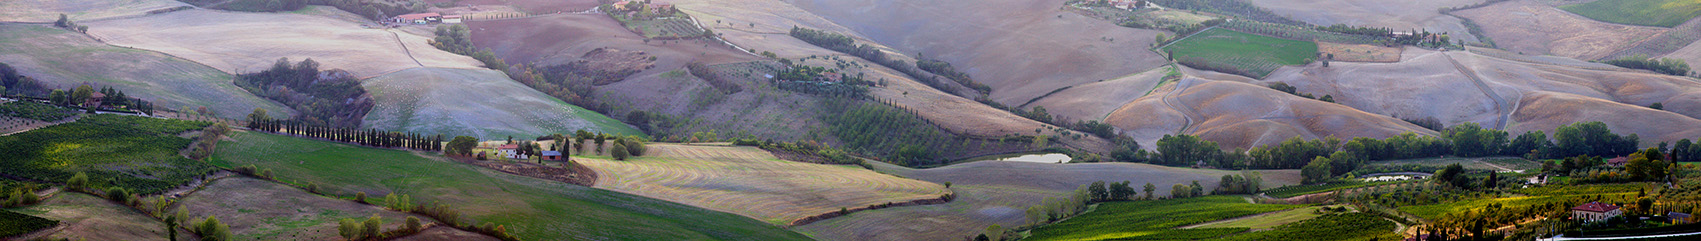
0, 24, 293, 119
577, 144, 947, 225
210, 131, 810, 241
1162, 28, 1318, 79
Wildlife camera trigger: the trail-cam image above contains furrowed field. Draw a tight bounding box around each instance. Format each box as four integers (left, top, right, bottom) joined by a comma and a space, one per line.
576, 143, 947, 225
0, 114, 214, 194
1024, 196, 1300, 241
0, 210, 56, 237
209, 131, 810, 241
1162, 28, 1317, 79
1560, 0, 1701, 27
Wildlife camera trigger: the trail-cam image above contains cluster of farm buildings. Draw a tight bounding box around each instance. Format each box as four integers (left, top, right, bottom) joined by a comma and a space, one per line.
389, 12, 462, 25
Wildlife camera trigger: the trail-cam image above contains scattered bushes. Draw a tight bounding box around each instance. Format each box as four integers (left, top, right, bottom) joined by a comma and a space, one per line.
1602, 55, 1690, 76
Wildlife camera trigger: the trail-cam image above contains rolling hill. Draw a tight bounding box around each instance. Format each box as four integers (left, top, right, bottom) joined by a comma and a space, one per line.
0, 24, 293, 119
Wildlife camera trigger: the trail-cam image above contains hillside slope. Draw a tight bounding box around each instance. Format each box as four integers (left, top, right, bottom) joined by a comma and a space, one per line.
0, 24, 293, 119
83, 8, 483, 78
1104, 77, 1438, 150
361, 68, 641, 139
0, 0, 190, 22
788, 0, 1171, 106
1247, 0, 1483, 43
1453, 0, 1666, 60
678, 0, 1116, 152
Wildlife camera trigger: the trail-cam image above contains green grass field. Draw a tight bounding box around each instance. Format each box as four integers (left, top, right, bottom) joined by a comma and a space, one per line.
1213, 213, 1399, 241
0, 24, 292, 119
1161, 28, 1317, 78
1189, 206, 1329, 230
1024, 196, 1301, 241
1264, 181, 1395, 198
1398, 184, 1646, 219
1561, 0, 1701, 27
209, 131, 808, 241
0, 114, 215, 194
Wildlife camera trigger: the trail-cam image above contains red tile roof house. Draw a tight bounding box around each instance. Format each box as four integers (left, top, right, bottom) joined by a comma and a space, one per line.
1572, 202, 1623, 223
1607, 156, 1629, 167
497, 144, 519, 159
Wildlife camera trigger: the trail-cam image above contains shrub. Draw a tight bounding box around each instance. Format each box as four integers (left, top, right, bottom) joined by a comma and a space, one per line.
105, 187, 130, 203
66, 172, 87, 190
362, 214, 382, 239
196, 216, 231, 241
338, 218, 360, 240
406, 216, 422, 232
611, 143, 630, 160
356, 192, 367, 203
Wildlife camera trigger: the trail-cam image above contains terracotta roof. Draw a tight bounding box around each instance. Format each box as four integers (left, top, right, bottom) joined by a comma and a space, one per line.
1573, 202, 1621, 213
1608, 156, 1629, 166
498, 144, 518, 149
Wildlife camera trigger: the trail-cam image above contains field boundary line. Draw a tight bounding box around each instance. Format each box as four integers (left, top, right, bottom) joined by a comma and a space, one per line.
1443, 53, 1509, 130
386, 30, 425, 67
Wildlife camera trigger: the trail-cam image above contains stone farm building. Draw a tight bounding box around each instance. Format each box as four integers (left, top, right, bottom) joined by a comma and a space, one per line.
1571, 202, 1622, 223
390, 12, 441, 25
498, 144, 520, 159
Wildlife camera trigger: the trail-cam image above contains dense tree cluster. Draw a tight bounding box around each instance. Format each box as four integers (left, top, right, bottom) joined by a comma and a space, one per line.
1131, 121, 1642, 181
54, 14, 88, 33
235, 58, 372, 128
1602, 55, 1690, 76
430, 24, 508, 71
0, 63, 48, 96
916, 59, 992, 94
773, 64, 871, 97
1212, 173, 1263, 194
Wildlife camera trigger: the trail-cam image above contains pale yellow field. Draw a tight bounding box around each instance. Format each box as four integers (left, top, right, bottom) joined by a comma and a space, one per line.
0, 0, 189, 22
83, 8, 482, 78
576, 143, 948, 225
